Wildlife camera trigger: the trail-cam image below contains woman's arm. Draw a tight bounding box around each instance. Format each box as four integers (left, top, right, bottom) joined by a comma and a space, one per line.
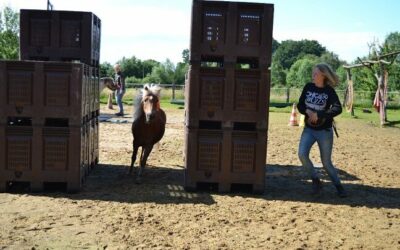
297, 84, 308, 115
317, 89, 342, 119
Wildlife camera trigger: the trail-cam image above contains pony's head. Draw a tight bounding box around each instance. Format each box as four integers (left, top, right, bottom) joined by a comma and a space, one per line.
100, 77, 118, 91
137, 84, 162, 124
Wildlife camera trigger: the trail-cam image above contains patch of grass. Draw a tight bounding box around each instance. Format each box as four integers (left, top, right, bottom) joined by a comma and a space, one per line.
100, 88, 184, 106
100, 88, 400, 128
100, 88, 184, 104
269, 105, 293, 113
341, 107, 400, 128
159, 100, 185, 109
269, 105, 400, 129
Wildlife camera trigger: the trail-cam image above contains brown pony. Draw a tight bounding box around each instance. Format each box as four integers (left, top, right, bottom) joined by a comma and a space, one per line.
129, 84, 166, 183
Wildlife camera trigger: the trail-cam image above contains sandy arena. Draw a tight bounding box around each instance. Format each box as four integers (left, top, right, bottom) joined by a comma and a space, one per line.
1, 105, 399, 249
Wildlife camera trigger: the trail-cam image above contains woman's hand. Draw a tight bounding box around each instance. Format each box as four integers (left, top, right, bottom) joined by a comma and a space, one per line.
306, 109, 318, 124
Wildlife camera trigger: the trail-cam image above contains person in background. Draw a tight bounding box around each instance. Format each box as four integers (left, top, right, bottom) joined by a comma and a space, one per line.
297, 63, 347, 197
114, 64, 125, 116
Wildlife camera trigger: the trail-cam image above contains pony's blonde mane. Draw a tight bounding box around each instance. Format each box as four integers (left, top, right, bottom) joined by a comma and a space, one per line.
133, 84, 162, 123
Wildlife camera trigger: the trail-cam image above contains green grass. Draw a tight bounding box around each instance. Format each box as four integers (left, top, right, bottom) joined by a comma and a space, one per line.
100, 88, 184, 104
100, 91, 184, 110
101, 88, 400, 128
159, 100, 185, 109
268, 105, 400, 128
340, 107, 400, 128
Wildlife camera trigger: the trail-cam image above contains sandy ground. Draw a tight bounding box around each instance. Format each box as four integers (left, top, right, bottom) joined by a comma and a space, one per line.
1, 105, 400, 249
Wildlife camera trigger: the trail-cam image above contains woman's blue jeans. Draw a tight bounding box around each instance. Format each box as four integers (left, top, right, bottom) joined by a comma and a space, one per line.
115, 89, 125, 114
298, 127, 341, 185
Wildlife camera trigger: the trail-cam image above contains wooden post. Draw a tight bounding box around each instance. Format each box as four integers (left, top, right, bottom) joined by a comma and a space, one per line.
172, 82, 176, 100
286, 88, 290, 104
384, 70, 388, 122
345, 69, 354, 117
376, 64, 386, 126
344, 50, 400, 127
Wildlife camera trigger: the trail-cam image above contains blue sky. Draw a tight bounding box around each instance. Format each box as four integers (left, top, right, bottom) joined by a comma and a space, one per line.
2, 0, 400, 65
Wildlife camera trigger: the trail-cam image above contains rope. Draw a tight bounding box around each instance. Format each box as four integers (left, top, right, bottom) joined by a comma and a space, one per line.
344, 79, 354, 112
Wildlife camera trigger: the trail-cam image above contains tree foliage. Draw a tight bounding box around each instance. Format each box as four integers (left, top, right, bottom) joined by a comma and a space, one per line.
107, 49, 190, 85
383, 32, 400, 55
335, 66, 348, 90
182, 49, 189, 64
382, 32, 400, 91
272, 39, 326, 70
271, 39, 328, 87
0, 6, 19, 59
286, 55, 319, 88
272, 38, 280, 54
118, 56, 155, 79
346, 32, 400, 93
100, 62, 114, 78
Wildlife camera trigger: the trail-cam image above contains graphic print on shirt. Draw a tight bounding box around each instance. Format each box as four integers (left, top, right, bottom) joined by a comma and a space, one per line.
305, 91, 328, 111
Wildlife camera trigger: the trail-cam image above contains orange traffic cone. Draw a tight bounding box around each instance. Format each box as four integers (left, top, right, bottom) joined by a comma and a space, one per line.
288, 103, 298, 126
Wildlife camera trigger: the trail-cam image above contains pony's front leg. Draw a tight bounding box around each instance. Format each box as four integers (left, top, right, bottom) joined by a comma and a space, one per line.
136, 145, 154, 184
107, 92, 113, 109
129, 144, 139, 175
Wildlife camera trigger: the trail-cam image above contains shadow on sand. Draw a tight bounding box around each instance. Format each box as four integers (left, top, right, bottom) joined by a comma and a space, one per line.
6, 163, 399, 209
264, 164, 400, 209
7, 164, 215, 205
385, 119, 400, 127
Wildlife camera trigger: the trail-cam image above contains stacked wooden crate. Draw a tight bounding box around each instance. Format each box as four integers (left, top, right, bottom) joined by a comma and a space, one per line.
0, 9, 101, 192
184, 0, 274, 193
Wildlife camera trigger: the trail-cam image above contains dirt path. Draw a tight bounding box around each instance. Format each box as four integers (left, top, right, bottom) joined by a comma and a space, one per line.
1, 106, 399, 249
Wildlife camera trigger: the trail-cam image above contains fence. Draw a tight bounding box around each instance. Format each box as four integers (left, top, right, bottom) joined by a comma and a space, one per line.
100, 83, 185, 102
270, 88, 400, 108
101, 84, 400, 108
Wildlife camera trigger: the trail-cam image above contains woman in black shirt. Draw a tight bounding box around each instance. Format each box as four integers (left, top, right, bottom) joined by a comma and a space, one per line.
297, 63, 346, 197
114, 64, 126, 116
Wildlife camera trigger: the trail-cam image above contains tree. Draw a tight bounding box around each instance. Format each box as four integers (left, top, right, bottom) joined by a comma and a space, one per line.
182, 49, 189, 64
271, 39, 326, 86
272, 38, 280, 54
270, 62, 286, 87
383, 32, 400, 54
387, 63, 400, 91
382, 32, 400, 91
273, 39, 326, 70
100, 62, 114, 77
174, 62, 189, 85
0, 6, 19, 59
343, 35, 400, 125
351, 65, 376, 92
335, 66, 348, 90
142, 59, 160, 79
116, 56, 160, 79
146, 59, 188, 85
319, 52, 343, 71
118, 56, 142, 78
286, 55, 319, 88
149, 59, 176, 84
